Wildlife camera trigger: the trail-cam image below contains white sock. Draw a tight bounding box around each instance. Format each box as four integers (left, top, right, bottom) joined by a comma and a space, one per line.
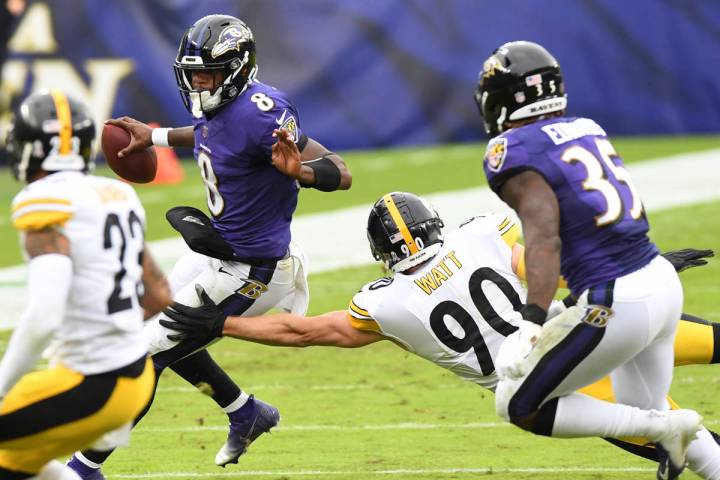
551, 393, 669, 439
36, 461, 82, 480
71, 451, 102, 469
222, 391, 250, 413
687, 427, 720, 480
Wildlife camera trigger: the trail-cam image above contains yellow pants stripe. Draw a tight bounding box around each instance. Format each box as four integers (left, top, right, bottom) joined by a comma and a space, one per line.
0, 358, 154, 474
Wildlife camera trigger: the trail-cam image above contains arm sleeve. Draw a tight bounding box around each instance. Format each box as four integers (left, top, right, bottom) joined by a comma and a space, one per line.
0, 254, 72, 396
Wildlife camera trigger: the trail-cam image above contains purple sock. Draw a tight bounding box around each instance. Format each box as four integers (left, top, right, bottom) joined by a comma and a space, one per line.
67, 455, 100, 475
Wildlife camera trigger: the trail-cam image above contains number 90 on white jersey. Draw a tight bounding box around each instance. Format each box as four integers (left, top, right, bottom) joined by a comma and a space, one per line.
347, 215, 527, 389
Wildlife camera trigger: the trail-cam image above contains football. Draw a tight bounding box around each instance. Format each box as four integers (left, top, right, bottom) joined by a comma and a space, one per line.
101, 123, 157, 183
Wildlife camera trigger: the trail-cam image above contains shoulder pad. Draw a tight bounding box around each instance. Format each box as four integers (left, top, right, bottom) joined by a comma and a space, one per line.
11, 179, 75, 231
347, 277, 392, 332
456, 213, 519, 248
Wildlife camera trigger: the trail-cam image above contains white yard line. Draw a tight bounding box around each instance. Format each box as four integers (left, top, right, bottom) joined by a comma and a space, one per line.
136, 419, 720, 434
111, 466, 656, 478
1, 149, 719, 329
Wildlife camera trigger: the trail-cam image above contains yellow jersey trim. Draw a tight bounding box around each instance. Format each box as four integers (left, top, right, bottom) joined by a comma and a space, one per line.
347, 313, 381, 333
13, 197, 72, 213
50, 89, 73, 155
349, 301, 370, 318
383, 194, 419, 255
13, 210, 72, 231
499, 221, 520, 249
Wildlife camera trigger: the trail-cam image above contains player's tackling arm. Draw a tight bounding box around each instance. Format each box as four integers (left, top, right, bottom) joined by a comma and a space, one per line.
223, 311, 383, 348
161, 286, 383, 348
501, 170, 561, 315
140, 245, 172, 319
0, 228, 72, 396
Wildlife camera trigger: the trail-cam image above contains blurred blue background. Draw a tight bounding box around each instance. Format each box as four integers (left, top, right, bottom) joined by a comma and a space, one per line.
2, 0, 720, 152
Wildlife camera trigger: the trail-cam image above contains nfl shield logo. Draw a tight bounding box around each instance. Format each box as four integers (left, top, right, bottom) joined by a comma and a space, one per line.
485, 137, 508, 172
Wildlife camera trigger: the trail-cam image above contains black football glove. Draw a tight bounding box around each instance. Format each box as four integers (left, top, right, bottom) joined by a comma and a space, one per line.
661, 248, 715, 273
160, 284, 226, 342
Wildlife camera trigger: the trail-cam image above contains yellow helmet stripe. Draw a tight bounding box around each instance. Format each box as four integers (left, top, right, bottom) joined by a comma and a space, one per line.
382, 193, 419, 255
50, 89, 72, 155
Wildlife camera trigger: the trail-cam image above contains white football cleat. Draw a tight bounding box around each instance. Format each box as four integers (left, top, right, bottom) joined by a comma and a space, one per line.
655, 409, 703, 480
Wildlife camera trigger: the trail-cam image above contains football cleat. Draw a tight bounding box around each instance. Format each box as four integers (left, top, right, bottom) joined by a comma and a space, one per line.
66, 455, 106, 480
654, 409, 703, 480
215, 395, 280, 467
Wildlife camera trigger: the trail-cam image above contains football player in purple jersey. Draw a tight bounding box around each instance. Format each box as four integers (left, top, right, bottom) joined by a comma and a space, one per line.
68, 14, 351, 479
475, 41, 700, 480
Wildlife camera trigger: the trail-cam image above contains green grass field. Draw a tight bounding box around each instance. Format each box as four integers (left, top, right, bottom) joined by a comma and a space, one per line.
0, 137, 719, 479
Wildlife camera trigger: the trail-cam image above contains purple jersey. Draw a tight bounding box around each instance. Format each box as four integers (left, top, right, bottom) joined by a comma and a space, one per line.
192, 81, 304, 260
483, 116, 658, 296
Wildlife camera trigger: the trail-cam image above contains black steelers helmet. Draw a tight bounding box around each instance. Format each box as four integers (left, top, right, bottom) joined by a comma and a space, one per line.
174, 14, 257, 117
6, 90, 95, 182
474, 41, 567, 136
367, 192, 445, 273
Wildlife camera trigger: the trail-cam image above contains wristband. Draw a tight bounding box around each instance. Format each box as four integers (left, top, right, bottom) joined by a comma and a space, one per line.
151, 127, 171, 147
520, 303, 547, 326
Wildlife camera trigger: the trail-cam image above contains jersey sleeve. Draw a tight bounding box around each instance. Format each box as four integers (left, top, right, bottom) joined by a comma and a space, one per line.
257, 91, 305, 158
11, 182, 76, 232
346, 282, 386, 333
458, 213, 520, 249
483, 132, 533, 196
496, 215, 520, 248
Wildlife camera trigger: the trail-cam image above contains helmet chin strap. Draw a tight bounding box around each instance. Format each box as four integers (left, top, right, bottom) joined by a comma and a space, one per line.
17, 142, 33, 182
495, 106, 507, 134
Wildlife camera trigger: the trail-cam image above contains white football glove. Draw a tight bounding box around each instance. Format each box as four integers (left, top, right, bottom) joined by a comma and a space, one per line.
495, 319, 543, 380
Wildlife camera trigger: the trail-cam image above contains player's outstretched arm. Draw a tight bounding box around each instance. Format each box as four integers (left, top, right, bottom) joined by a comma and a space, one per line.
140, 245, 172, 319
161, 285, 382, 348
271, 129, 352, 191
105, 117, 195, 158
0, 228, 71, 397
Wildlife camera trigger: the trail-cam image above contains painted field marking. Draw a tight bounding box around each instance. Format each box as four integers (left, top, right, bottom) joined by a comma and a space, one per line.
136, 419, 720, 434
111, 466, 656, 478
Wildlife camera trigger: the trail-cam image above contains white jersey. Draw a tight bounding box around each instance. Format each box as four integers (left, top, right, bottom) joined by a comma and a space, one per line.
348, 215, 526, 389
11, 171, 148, 374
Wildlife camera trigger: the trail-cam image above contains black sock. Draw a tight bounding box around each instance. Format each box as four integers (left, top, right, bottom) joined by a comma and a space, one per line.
170, 349, 242, 408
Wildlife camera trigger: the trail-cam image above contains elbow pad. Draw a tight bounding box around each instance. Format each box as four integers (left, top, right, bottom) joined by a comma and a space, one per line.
302, 155, 342, 192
